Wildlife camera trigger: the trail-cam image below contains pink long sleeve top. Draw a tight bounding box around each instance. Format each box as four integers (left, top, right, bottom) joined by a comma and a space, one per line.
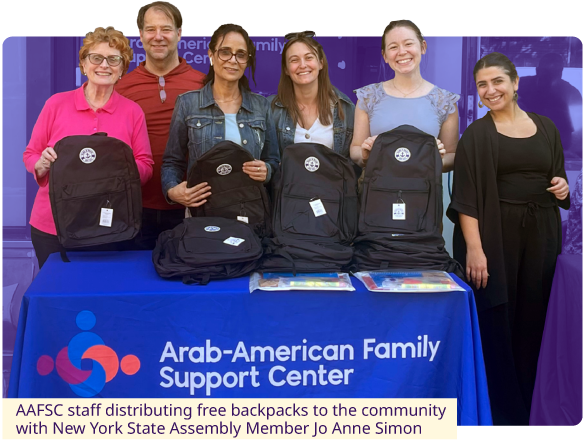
23, 84, 154, 235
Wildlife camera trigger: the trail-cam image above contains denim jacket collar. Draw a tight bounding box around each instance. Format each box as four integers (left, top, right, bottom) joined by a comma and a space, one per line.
199, 81, 255, 113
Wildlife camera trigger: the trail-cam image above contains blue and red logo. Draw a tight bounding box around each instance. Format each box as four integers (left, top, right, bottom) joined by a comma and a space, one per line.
36, 310, 140, 397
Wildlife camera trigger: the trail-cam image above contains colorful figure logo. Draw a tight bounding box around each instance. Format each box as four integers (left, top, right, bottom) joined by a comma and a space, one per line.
36, 310, 140, 397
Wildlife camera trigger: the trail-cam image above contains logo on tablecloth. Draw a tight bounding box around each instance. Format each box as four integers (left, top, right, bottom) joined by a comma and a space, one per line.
36, 310, 140, 397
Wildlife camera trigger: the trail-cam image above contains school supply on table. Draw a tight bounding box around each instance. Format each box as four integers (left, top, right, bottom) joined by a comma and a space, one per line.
353, 270, 465, 293
249, 272, 354, 292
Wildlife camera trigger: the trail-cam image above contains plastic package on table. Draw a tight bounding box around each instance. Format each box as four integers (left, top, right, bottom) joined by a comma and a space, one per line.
353, 270, 465, 293
250, 272, 355, 292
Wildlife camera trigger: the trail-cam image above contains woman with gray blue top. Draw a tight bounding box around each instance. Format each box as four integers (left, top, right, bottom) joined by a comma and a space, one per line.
269, 31, 354, 157
350, 20, 459, 171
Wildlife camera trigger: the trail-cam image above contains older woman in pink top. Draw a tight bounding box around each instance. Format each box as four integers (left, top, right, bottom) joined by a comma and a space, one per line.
23, 27, 154, 267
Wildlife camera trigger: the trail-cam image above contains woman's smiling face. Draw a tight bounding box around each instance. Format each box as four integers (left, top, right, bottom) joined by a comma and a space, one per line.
285, 41, 323, 87
382, 26, 426, 75
475, 65, 519, 111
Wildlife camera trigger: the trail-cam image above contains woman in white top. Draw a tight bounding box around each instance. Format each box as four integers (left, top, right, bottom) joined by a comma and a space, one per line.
350, 20, 459, 171
269, 31, 355, 157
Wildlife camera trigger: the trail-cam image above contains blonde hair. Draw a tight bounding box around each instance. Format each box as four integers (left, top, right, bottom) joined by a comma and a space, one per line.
79, 26, 133, 76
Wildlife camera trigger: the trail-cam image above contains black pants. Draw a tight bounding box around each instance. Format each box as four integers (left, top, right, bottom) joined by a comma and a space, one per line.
131, 208, 185, 250
480, 202, 559, 425
31, 227, 129, 269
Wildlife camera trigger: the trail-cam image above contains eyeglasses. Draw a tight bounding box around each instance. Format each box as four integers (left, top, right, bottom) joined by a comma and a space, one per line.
215, 48, 250, 63
158, 76, 166, 103
284, 31, 316, 41
86, 53, 124, 67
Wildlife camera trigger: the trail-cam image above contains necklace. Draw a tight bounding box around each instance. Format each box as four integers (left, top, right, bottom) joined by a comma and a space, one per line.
84, 87, 109, 110
392, 79, 425, 97
214, 94, 242, 103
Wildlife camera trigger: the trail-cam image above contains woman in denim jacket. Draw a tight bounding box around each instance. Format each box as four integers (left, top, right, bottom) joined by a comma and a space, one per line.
269, 31, 354, 157
162, 24, 279, 208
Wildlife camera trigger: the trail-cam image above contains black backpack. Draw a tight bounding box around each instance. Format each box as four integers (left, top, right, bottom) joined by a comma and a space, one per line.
187, 141, 271, 237
261, 143, 358, 273
352, 125, 461, 273
152, 217, 263, 284
359, 125, 442, 235
49, 133, 142, 248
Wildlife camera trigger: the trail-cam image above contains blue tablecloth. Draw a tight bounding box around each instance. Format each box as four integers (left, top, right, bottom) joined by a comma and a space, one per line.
9, 251, 491, 425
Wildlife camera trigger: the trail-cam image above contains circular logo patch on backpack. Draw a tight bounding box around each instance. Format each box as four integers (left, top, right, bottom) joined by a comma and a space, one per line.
216, 164, 232, 175
204, 226, 221, 232
395, 147, 411, 162
304, 156, 320, 172
79, 148, 96, 164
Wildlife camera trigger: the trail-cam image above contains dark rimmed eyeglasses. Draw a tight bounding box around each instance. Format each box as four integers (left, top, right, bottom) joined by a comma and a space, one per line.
158, 76, 166, 103
284, 31, 316, 41
86, 53, 123, 67
215, 48, 250, 63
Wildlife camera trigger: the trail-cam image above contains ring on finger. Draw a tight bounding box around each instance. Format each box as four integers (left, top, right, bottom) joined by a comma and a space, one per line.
257, 167, 260, 172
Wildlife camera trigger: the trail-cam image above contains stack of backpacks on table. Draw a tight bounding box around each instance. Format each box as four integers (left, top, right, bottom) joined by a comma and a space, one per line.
48, 128, 461, 285
153, 125, 461, 283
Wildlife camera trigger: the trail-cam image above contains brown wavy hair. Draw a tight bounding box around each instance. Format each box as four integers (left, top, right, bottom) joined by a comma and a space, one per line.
79, 27, 133, 76
204, 24, 256, 91
274, 35, 341, 127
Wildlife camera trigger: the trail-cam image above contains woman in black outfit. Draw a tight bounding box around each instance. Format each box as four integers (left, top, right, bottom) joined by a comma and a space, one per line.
447, 52, 570, 425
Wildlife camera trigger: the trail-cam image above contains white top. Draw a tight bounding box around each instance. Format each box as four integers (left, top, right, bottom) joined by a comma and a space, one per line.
294, 118, 334, 149
224, 114, 242, 145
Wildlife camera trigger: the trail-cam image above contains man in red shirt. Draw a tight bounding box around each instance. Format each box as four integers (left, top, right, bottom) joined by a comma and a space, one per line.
116, 1, 205, 249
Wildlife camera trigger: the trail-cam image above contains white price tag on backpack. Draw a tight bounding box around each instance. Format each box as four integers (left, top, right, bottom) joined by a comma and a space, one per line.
392, 203, 406, 220
237, 216, 249, 224
224, 237, 245, 246
100, 208, 113, 227
309, 199, 326, 217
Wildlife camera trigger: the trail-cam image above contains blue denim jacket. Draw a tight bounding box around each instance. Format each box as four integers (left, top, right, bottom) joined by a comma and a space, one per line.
161, 82, 280, 200
268, 88, 355, 157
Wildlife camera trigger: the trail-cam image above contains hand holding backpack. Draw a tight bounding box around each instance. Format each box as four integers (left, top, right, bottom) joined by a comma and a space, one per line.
49, 132, 142, 249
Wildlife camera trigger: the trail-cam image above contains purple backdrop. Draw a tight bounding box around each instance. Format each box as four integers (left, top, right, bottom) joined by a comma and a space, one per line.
2, 36, 583, 420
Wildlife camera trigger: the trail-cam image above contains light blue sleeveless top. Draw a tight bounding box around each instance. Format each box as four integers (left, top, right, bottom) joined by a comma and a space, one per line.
355, 83, 460, 137
224, 113, 242, 145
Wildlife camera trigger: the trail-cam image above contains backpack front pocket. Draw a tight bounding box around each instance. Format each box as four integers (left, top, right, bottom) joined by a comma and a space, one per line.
179, 223, 253, 260
59, 177, 131, 239
281, 183, 341, 238
203, 185, 265, 225
364, 176, 430, 232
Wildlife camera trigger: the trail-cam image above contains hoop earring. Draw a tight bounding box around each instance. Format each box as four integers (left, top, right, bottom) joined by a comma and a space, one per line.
478, 101, 484, 108
513, 92, 518, 101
